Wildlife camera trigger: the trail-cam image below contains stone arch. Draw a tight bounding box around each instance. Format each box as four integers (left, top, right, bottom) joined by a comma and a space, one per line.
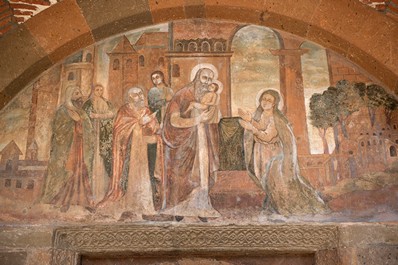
0, 1, 397, 111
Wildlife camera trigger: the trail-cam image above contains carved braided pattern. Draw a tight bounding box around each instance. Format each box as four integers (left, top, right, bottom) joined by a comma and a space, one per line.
51, 249, 78, 265
54, 225, 338, 252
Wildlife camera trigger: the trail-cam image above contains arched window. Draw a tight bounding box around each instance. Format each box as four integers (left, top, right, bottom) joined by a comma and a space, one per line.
86, 53, 92, 62
175, 42, 184, 52
158, 57, 165, 67
126, 59, 132, 68
67, 72, 74, 81
172, 64, 180, 77
139, 55, 145, 67
214, 42, 224, 52
5, 179, 11, 187
390, 146, 397, 157
5, 160, 12, 172
361, 142, 365, 147
27, 180, 34, 190
113, 59, 120, 70
16, 180, 22, 189
188, 42, 198, 52
201, 41, 210, 52
394, 125, 397, 129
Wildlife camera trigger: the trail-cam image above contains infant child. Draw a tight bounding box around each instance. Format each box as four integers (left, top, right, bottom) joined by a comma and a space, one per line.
185, 82, 221, 124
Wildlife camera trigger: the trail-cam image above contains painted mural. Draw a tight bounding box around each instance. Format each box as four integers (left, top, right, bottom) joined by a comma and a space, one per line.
1, 19, 397, 224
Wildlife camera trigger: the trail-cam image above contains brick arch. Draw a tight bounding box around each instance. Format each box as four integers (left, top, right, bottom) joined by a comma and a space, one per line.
0, 0, 397, 110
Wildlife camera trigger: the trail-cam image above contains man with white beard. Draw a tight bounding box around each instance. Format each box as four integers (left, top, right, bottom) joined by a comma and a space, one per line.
100, 87, 159, 219
162, 68, 221, 222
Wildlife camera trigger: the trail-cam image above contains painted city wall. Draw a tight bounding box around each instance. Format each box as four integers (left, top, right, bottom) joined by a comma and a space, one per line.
0, 19, 397, 224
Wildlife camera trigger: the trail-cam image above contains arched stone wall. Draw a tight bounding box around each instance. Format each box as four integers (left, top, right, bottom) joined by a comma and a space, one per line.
0, 0, 397, 110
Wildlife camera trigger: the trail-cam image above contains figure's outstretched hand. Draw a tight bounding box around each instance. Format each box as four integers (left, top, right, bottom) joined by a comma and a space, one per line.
68, 110, 81, 121
140, 111, 158, 125
239, 119, 254, 131
238, 108, 252, 122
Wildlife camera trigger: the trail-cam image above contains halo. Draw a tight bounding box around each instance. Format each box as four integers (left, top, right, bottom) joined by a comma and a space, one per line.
255, 88, 284, 110
212, 80, 223, 95
190, 63, 219, 81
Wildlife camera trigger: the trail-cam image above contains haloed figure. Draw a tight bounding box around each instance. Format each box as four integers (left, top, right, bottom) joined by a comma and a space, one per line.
239, 89, 329, 216
83, 84, 115, 203
41, 85, 94, 212
162, 67, 221, 221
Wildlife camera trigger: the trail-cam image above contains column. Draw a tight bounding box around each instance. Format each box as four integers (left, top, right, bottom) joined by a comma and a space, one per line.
270, 38, 310, 155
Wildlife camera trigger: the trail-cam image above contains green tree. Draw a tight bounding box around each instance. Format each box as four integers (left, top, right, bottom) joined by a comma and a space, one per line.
309, 90, 338, 154
358, 83, 398, 127
335, 80, 362, 138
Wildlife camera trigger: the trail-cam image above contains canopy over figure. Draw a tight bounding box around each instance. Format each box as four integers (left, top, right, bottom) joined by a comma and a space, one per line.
239, 89, 329, 216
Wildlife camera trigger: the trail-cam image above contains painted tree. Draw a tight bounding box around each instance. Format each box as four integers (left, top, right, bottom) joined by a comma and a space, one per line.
357, 83, 398, 127
309, 81, 361, 154
309, 90, 338, 154
335, 80, 362, 138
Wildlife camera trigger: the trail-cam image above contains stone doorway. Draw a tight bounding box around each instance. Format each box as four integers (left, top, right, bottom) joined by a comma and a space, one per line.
82, 254, 315, 265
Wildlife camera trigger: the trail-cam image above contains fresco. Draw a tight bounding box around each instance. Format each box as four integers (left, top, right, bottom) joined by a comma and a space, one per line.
0, 19, 397, 224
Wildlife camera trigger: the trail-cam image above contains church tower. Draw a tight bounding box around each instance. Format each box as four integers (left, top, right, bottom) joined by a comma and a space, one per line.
59, 46, 95, 103
107, 36, 139, 108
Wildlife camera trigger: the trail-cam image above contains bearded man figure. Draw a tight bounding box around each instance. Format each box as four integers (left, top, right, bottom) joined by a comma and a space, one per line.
162, 67, 221, 221
100, 87, 159, 218
41, 85, 94, 212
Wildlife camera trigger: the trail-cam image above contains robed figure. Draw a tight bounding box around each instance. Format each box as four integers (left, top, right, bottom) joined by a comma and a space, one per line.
41, 86, 94, 212
100, 87, 160, 216
162, 67, 220, 220
83, 84, 115, 203
239, 89, 329, 216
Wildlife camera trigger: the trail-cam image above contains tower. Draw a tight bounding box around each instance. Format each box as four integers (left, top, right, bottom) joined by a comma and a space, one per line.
107, 36, 139, 108
59, 46, 95, 104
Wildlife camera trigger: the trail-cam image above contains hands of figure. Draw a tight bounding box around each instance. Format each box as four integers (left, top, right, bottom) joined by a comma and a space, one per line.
139, 115, 152, 125
139, 111, 157, 125
68, 110, 81, 121
199, 110, 210, 123
183, 103, 194, 115
90, 113, 98, 119
238, 119, 254, 131
238, 108, 252, 122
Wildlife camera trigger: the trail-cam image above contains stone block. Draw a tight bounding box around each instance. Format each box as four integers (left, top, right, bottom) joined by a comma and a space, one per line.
0, 227, 53, 249
0, 25, 52, 110
356, 246, 398, 265
76, 0, 153, 41
339, 224, 398, 248
0, 252, 26, 265
25, 0, 94, 63
148, 0, 185, 23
